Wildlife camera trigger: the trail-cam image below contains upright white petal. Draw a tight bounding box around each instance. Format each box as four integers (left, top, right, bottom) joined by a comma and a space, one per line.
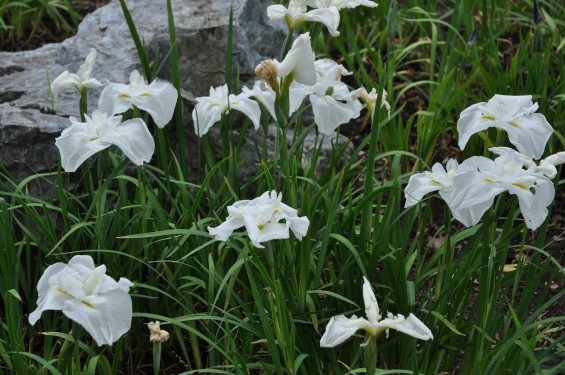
276, 33, 317, 86
362, 277, 380, 323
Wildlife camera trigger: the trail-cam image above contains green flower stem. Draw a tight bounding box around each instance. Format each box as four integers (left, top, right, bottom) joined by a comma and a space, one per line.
79, 89, 88, 122
152, 341, 162, 375
72, 321, 83, 375
364, 335, 378, 375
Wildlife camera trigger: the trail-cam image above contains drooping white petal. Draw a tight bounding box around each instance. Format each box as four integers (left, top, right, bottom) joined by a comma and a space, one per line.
130, 81, 178, 128
229, 94, 262, 130
404, 162, 456, 208
56, 111, 154, 172
208, 216, 245, 242
208, 191, 308, 248
448, 200, 495, 228
379, 313, 433, 341
98, 83, 132, 116
192, 98, 223, 137
320, 315, 368, 347
297, 7, 341, 37
55, 117, 113, 172
246, 220, 290, 249
448, 156, 505, 210
500, 113, 553, 160
62, 287, 132, 346
310, 94, 361, 135
308, 0, 378, 9
98, 70, 177, 128
541, 152, 565, 167
242, 81, 277, 120
508, 176, 555, 230
105, 118, 155, 166
404, 171, 444, 207
28, 263, 68, 325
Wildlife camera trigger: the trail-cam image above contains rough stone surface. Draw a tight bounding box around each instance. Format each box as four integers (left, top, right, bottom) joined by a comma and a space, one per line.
0, 0, 285, 181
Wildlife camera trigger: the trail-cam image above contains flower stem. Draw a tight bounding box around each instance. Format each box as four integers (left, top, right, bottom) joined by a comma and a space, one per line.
152, 341, 162, 375
79, 90, 87, 122
364, 335, 378, 375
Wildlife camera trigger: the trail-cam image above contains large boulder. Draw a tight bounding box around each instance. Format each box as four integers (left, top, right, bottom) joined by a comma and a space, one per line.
0, 0, 285, 181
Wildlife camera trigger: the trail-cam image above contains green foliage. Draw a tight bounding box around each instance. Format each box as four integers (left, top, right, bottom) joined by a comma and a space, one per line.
1, 0, 564, 374
0, 0, 82, 50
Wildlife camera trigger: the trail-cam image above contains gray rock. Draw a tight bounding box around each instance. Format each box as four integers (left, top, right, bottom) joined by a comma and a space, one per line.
0, 0, 285, 181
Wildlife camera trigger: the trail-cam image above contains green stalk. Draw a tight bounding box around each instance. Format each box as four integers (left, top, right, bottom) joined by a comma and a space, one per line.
79, 89, 87, 122
152, 341, 162, 375
364, 335, 378, 375
358, 78, 386, 249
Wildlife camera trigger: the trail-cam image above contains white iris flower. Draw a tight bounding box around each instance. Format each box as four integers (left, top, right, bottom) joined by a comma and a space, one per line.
457, 95, 553, 159
55, 110, 154, 172
448, 151, 555, 229
268, 0, 377, 37
29, 255, 133, 347
320, 277, 433, 348
208, 191, 310, 248
98, 70, 178, 128
192, 84, 261, 137
291, 59, 362, 135
50, 48, 104, 97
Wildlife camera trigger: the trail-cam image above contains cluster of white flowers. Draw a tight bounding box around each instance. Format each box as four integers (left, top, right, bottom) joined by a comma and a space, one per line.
51, 49, 178, 172
193, 31, 388, 138
267, 0, 378, 37
40, 0, 564, 361
404, 95, 561, 230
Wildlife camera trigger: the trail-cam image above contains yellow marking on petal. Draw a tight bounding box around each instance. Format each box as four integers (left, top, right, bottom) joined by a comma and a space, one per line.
117, 94, 131, 99
509, 122, 519, 128
481, 115, 495, 121
428, 179, 442, 186
513, 183, 527, 190
273, 209, 281, 214
138, 93, 151, 97
257, 224, 265, 231
484, 179, 494, 183
81, 301, 95, 309
57, 287, 70, 296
